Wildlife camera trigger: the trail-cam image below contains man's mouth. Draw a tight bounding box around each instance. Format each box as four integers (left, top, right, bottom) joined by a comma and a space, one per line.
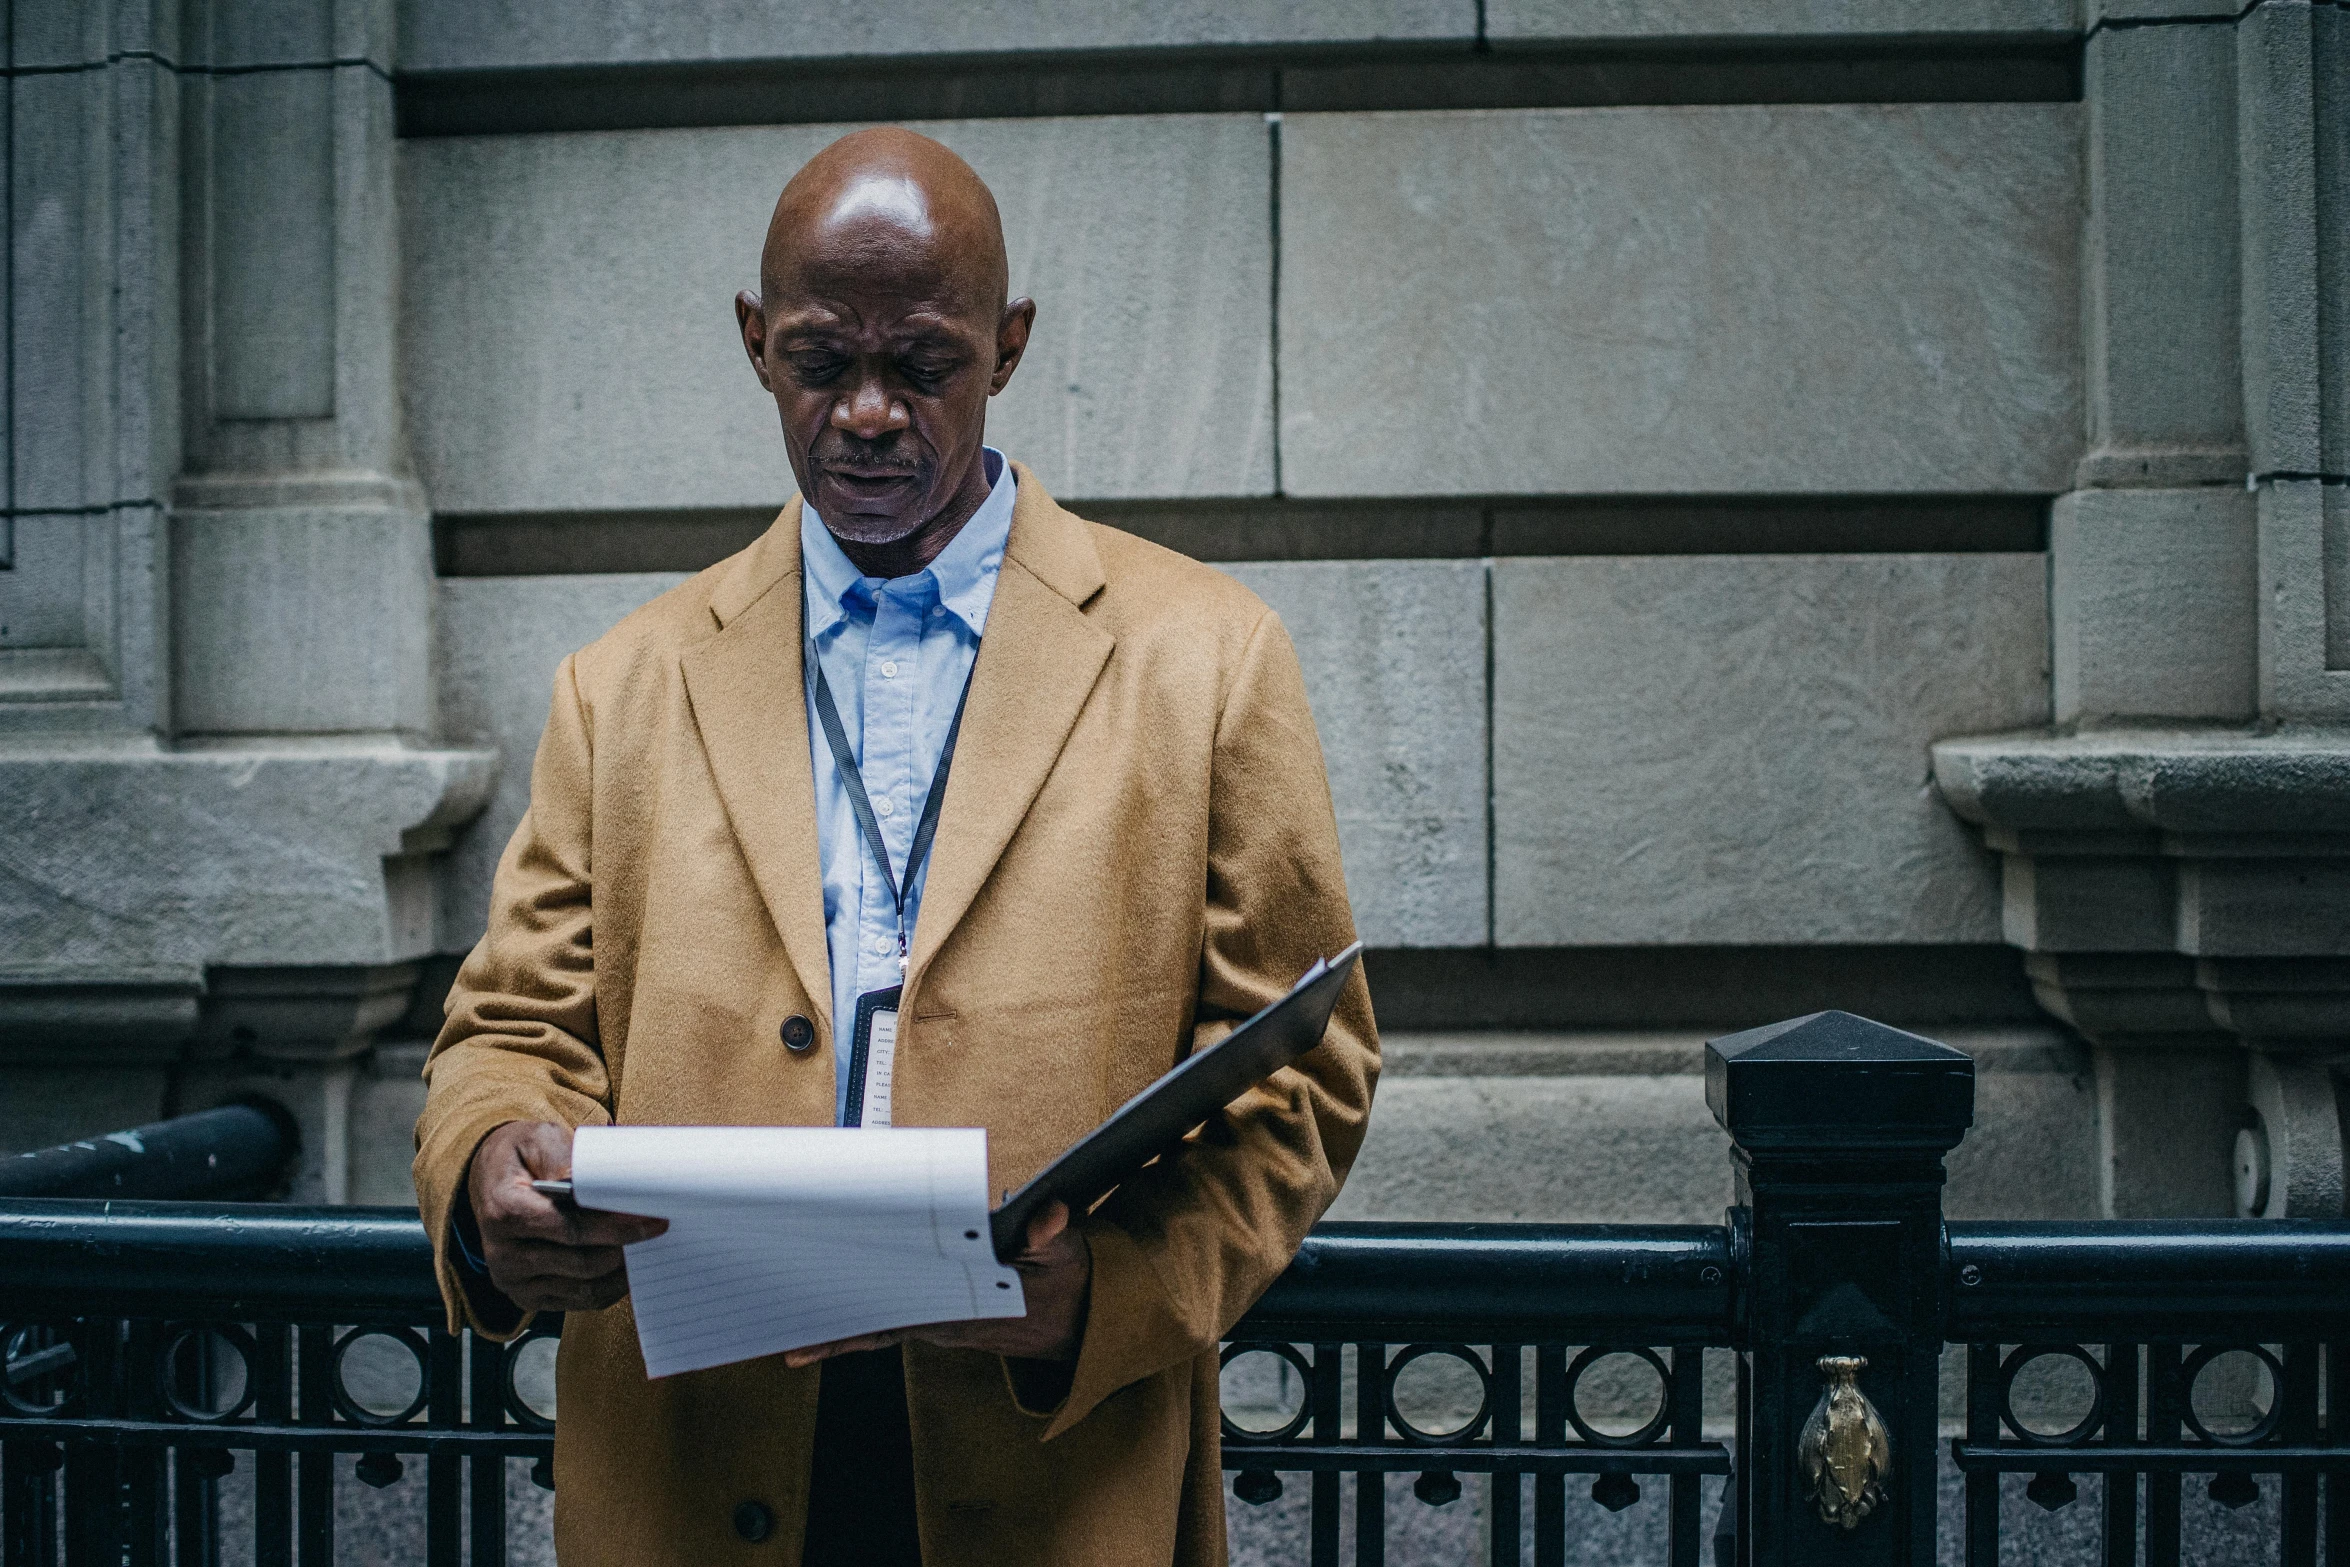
823, 466, 918, 492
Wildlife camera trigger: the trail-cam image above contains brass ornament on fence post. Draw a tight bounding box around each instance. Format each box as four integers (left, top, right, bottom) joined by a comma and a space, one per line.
1798, 1354, 1892, 1529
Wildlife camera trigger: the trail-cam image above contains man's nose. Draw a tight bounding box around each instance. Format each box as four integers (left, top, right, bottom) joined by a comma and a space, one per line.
831, 373, 910, 442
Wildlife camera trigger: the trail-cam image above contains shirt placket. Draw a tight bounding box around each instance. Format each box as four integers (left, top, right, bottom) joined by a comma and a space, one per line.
857, 581, 928, 988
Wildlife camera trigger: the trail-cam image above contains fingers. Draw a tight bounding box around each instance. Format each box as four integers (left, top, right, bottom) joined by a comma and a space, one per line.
502, 1267, 632, 1314
476, 1122, 667, 1245
568, 1208, 670, 1247
469, 1121, 666, 1318
1021, 1200, 1071, 1257
784, 1330, 908, 1369
492, 1239, 633, 1281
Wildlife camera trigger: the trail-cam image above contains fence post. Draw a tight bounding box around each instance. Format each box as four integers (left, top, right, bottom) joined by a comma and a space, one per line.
1709, 1011, 1974, 1567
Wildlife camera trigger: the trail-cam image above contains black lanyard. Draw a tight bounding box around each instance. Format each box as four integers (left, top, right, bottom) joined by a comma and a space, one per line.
807, 638, 977, 974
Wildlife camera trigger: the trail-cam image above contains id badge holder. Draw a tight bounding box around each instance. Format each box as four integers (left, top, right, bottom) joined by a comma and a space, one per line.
844, 984, 902, 1128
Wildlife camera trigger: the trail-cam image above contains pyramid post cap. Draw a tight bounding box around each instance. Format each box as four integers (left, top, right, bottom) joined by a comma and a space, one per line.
1705, 1011, 1974, 1152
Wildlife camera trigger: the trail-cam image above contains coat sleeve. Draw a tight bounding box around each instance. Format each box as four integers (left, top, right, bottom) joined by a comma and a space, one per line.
1040, 607, 1381, 1438
413, 653, 616, 1338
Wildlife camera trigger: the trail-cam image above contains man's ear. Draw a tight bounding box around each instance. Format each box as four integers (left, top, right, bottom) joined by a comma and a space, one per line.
736, 291, 772, 390
990, 297, 1036, 396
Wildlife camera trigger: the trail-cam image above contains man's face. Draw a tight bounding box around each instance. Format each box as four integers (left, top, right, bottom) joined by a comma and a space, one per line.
740, 178, 1026, 547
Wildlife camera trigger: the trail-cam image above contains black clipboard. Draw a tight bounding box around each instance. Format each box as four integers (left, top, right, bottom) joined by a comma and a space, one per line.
989, 942, 1363, 1260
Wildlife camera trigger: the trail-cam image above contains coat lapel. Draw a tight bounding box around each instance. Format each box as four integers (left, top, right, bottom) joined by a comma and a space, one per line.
678, 505, 836, 1025
909, 468, 1113, 982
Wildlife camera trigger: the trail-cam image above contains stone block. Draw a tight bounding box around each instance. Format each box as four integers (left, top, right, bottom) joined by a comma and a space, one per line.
1277, 105, 2081, 497
208, 71, 338, 420
397, 1, 1473, 71
206, 0, 336, 69
12, 69, 100, 512
0, 1069, 171, 1155
2051, 487, 2257, 724
1221, 561, 1486, 947
182, 56, 407, 482
2094, 1044, 2243, 1218
2181, 859, 2350, 961
8, 5, 88, 68
1330, 1045, 1734, 1224
2078, 24, 2246, 487
1332, 1024, 2096, 1227
0, 516, 97, 649
170, 500, 436, 736
401, 114, 1273, 511
7, 50, 177, 520
1485, 0, 2073, 42
438, 562, 1479, 950
0, 507, 165, 733
1934, 726, 2350, 837
2260, 478, 2350, 721
2321, 3, 2349, 480
436, 574, 693, 946
350, 1040, 430, 1207
0, 980, 201, 1063
2002, 855, 2177, 955
2085, 0, 2237, 19
2237, 0, 2327, 480
1492, 554, 2049, 946
0, 739, 495, 983
1942, 1027, 2101, 1222
177, 1057, 356, 1204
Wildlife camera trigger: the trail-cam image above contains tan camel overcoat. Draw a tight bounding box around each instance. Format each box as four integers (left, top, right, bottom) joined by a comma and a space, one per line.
414, 467, 1379, 1566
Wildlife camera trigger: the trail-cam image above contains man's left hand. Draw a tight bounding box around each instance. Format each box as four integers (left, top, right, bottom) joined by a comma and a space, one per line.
784, 1200, 1091, 1368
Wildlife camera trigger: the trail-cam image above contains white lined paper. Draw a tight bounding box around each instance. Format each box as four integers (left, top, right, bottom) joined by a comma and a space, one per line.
570, 1126, 1025, 1378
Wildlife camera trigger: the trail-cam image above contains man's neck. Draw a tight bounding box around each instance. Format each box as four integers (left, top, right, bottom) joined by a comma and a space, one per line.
831, 453, 994, 579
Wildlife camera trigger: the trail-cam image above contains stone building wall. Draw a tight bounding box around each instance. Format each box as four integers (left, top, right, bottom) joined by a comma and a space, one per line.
2, 0, 2344, 1232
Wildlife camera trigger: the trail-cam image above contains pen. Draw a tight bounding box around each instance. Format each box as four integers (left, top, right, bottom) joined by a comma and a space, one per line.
531, 1178, 575, 1200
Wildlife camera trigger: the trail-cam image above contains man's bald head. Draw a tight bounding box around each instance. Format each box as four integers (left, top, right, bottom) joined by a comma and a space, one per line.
736, 128, 1034, 574
762, 127, 1009, 320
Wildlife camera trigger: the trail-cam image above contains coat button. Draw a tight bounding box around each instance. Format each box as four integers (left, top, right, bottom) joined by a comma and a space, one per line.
780, 1015, 815, 1053
733, 1501, 773, 1543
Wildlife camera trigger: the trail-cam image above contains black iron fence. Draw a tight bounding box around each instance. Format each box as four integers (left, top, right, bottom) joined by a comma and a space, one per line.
3, 1012, 2348, 1566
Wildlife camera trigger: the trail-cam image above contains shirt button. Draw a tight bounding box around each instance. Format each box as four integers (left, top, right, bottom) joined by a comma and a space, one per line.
873, 796, 895, 817
733, 1501, 773, 1543
879, 660, 900, 679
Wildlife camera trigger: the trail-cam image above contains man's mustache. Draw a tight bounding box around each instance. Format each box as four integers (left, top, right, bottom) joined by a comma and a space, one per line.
813, 438, 923, 477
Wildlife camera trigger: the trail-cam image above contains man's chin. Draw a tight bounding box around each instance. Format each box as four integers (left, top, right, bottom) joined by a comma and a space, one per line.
813, 483, 928, 543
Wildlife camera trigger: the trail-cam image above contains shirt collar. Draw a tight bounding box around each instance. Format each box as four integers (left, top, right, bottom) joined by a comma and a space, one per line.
801, 448, 1014, 641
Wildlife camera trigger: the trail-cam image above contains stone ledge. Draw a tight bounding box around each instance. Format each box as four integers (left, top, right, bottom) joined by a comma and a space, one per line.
0, 738, 497, 1001
1381, 1026, 2084, 1077
1932, 725, 2350, 1215
1933, 726, 2350, 836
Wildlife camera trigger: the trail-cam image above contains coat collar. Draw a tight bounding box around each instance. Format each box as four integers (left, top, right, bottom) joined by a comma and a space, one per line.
679, 499, 833, 1021
907, 464, 1113, 991
680, 467, 1113, 1024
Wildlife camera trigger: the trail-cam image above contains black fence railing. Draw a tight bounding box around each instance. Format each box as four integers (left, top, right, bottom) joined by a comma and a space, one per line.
1945, 1221, 2350, 1567
4, 1012, 2349, 1567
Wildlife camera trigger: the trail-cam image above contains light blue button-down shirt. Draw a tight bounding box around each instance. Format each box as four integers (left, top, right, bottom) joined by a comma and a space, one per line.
803, 448, 1015, 1123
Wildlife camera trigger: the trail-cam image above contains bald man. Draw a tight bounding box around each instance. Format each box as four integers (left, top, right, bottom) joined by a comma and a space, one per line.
416, 128, 1378, 1567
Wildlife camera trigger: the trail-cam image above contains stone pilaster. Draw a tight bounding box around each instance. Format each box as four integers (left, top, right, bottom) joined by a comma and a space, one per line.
1934, 0, 2350, 1223
0, 0, 493, 1197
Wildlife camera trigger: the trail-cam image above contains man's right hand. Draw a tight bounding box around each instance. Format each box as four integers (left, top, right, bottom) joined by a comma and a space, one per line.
467, 1121, 668, 1314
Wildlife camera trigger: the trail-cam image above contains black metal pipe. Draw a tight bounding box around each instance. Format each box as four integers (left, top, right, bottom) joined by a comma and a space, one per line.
0, 1206, 1738, 1336
1242, 1220, 1735, 1341
0, 1200, 437, 1324
1947, 1219, 2350, 1340
0, 1103, 298, 1202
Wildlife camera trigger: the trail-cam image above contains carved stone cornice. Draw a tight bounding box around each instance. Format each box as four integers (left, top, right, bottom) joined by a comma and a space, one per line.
1934, 726, 2350, 1215
1933, 727, 2350, 1046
